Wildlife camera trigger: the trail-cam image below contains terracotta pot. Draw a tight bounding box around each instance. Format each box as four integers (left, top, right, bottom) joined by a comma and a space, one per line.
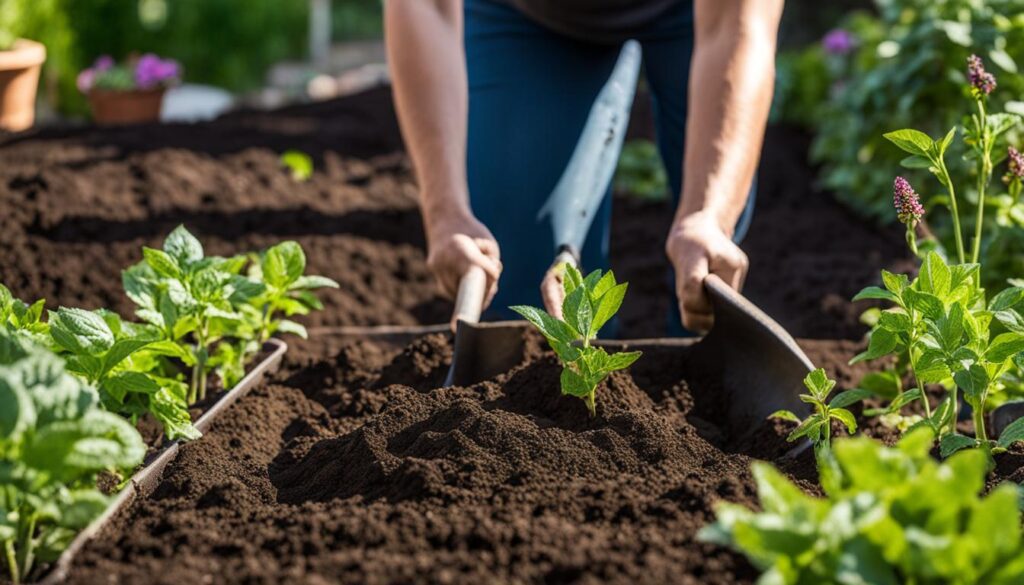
0, 39, 46, 132
88, 87, 166, 125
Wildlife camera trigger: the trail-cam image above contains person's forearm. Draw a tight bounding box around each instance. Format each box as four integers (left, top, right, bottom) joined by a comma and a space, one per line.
384, 0, 471, 228
676, 0, 784, 234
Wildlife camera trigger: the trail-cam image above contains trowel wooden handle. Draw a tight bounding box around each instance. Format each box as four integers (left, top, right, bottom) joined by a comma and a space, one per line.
452, 265, 487, 325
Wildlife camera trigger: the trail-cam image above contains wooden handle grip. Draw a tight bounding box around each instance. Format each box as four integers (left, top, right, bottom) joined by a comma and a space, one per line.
452, 265, 487, 326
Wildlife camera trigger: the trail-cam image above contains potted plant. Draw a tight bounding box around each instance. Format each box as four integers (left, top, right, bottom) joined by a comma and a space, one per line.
0, 33, 46, 132
78, 53, 181, 125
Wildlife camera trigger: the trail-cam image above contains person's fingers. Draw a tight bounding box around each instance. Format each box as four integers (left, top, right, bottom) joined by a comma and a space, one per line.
540, 267, 565, 320
711, 244, 749, 292
474, 237, 500, 262
678, 255, 712, 333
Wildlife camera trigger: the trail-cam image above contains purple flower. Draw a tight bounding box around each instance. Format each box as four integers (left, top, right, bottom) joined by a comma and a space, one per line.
967, 54, 996, 96
76, 68, 95, 93
893, 177, 924, 225
822, 29, 855, 55
94, 55, 115, 71
1006, 146, 1024, 183
134, 53, 181, 89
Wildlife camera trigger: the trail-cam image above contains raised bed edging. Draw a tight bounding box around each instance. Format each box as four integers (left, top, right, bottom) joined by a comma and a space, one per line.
38, 338, 288, 585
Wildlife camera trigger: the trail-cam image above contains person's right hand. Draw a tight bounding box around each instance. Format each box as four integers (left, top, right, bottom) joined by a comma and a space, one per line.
424, 212, 502, 312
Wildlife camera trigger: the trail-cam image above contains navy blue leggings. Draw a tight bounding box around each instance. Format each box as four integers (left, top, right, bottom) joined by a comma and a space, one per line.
465, 0, 755, 330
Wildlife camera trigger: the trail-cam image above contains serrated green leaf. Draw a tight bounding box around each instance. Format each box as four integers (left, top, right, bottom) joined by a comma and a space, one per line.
142, 247, 181, 279
770, 410, 801, 423
277, 319, 308, 339
605, 350, 641, 371
262, 241, 306, 288
902, 289, 944, 320
803, 368, 836, 399
853, 286, 898, 303
830, 408, 857, 433
883, 129, 934, 157
996, 416, 1024, 449
829, 388, 872, 409
290, 275, 339, 290
986, 332, 1024, 363
954, 364, 989, 400
878, 310, 912, 333
562, 285, 591, 339
590, 282, 626, 338
919, 252, 951, 297
939, 433, 976, 458
163, 225, 204, 266
509, 305, 577, 346
850, 328, 898, 364
50, 308, 115, 356
559, 366, 592, 398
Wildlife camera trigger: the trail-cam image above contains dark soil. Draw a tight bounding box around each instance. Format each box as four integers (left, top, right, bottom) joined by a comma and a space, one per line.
0, 86, 999, 584
0, 89, 907, 340
67, 329, 790, 585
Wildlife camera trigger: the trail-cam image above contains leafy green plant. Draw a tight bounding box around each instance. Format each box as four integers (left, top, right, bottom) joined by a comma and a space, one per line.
47, 307, 198, 441
245, 240, 338, 344
125, 225, 263, 404
0, 331, 145, 583
852, 56, 1024, 453
776, 0, 1024, 224
699, 428, 1024, 585
771, 368, 863, 463
511, 265, 641, 416
0, 284, 47, 341
280, 150, 313, 182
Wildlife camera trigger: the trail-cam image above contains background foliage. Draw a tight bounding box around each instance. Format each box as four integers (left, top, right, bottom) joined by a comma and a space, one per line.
774, 0, 1024, 223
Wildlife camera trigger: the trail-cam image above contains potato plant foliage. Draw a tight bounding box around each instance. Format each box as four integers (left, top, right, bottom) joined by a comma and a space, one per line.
0, 331, 145, 583
700, 429, 1024, 585
511, 265, 640, 416
0, 226, 336, 580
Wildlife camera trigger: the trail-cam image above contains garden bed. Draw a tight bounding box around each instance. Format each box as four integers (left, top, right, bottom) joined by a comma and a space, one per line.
2, 87, 1015, 584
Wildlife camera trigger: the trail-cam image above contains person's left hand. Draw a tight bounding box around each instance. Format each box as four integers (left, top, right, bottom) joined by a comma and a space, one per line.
665, 211, 748, 333
540, 262, 566, 319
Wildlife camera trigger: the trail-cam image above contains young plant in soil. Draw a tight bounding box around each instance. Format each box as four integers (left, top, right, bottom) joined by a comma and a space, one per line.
511, 265, 641, 417
771, 368, 862, 465
0, 331, 145, 584
853, 55, 1024, 454
0, 284, 48, 343
700, 428, 1024, 585
125, 225, 263, 404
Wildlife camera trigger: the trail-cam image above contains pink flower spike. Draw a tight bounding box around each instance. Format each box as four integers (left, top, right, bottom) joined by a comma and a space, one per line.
967, 54, 996, 96
893, 176, 924, 225
76, 68, 95, 93
1007, 146, 1024, 182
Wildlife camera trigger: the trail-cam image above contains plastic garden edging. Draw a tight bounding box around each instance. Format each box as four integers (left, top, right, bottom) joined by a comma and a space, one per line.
37, 338, 288, 585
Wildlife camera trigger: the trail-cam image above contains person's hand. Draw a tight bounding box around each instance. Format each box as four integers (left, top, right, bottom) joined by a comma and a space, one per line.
540, 262, 566, 319
665, 211, 748, 333
425, 211, 502, 311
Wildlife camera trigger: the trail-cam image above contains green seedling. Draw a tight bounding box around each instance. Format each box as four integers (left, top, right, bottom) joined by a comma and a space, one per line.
0, 332, 145, 583
280, 150, 313, 182
124, 225, 264, 404
771, 368, 862, 464
0, 284, 48, 342
245, 241, 338, 344
511, 265, 641, 417
699, 428, 1024, 585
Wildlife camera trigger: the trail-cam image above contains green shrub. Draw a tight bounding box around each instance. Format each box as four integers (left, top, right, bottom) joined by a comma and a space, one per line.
775, 0, 1024, 223
700, 428, 1024, 585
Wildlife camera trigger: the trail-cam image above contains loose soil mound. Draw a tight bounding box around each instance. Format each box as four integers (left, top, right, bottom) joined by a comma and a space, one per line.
67, 330, 786, 585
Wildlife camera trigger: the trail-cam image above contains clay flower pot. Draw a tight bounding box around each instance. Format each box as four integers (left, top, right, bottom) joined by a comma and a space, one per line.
0, 39, 46, 132
87, 87, 166, 125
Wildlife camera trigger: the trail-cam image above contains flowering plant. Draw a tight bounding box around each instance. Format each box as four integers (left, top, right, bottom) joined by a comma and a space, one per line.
852, 56, 1024, 456
77, 53, 181, 94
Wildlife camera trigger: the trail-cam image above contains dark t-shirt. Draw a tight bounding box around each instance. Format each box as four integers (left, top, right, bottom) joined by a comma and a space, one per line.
508, 0, 681, 43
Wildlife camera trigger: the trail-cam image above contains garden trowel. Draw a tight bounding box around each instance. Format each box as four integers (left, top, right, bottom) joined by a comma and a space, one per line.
444, 40, 643, 387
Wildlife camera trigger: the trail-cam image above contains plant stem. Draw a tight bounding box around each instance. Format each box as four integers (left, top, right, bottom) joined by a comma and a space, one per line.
971, 99, 991, 264
939, 158, 967, 264
905, 224, 919, 257
585, 391, 596, 417
949, 390, 959, 436
973, 402, 989, 442
907, 326, 932, 420
5, 539, 18, 585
